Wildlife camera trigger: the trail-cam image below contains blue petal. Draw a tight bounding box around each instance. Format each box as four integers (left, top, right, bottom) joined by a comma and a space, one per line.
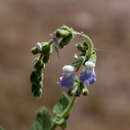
59, 72, 76, 88
80, 69, 92, 83
80, 69, 96, 85
86, 74, 96, 85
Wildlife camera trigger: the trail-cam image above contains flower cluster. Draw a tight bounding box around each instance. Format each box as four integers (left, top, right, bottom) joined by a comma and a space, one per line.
59, 60, 96, 96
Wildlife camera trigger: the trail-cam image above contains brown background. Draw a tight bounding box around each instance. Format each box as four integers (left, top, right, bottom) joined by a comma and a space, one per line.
0, 0, 130, 130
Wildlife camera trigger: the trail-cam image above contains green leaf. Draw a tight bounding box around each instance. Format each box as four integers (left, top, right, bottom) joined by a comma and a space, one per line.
32, 107, 52, 130
53, 92, 70, 116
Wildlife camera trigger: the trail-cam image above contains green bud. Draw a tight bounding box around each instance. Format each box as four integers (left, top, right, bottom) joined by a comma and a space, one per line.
41, 42, 51, 55
60, 25, 73, 33
32, 47, 39, 55
83, 41, 89, 49
76, 43, 86, 52
56, 29, 70, 38
68, 82, 81, 96
33, 58, 45, 70
81, 87, 88, 96
59, 34, 73, 48
32, 81, 43, 97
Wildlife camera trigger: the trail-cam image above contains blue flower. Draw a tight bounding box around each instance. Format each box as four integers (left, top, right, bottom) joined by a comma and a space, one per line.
59, 65, 76, 88
59, 72, 76, 88
80, 68, 96, 85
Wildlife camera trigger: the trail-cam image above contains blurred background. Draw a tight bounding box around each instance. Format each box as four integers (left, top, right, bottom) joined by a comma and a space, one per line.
0, 0, 130, 130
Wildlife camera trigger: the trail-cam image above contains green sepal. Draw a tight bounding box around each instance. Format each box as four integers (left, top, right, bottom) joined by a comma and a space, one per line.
72, 56, 86, 71
31, 107, 52, 130
68, 81, 81, 96
53, 92, 70, 116
30, 71, 43, 83
30, 71, 38, 82
32, 81, 43, 97
32, 47, 39, 55
33, 58, 45, 70
42, 54, 50, 63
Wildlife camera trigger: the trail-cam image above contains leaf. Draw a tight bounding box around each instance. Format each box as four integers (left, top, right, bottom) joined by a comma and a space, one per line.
53, 92, 70, 116
32, 107, 52, 130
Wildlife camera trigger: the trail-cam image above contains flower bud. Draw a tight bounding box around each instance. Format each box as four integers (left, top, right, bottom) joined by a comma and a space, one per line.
59, 35, 73, 48
56, 29, 70, 38
32, 47, 39, 55
81, 87, 88, 96
41, 42, 51, 55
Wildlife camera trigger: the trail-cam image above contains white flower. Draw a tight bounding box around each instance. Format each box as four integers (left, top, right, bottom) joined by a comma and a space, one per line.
62, 65, 75, 73
85, 61, 95, 70
36, 42, 42, 51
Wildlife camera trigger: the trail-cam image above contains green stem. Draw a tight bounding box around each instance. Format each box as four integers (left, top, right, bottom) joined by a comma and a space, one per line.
60, 96, 77, 118
51, 96, 77, 130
